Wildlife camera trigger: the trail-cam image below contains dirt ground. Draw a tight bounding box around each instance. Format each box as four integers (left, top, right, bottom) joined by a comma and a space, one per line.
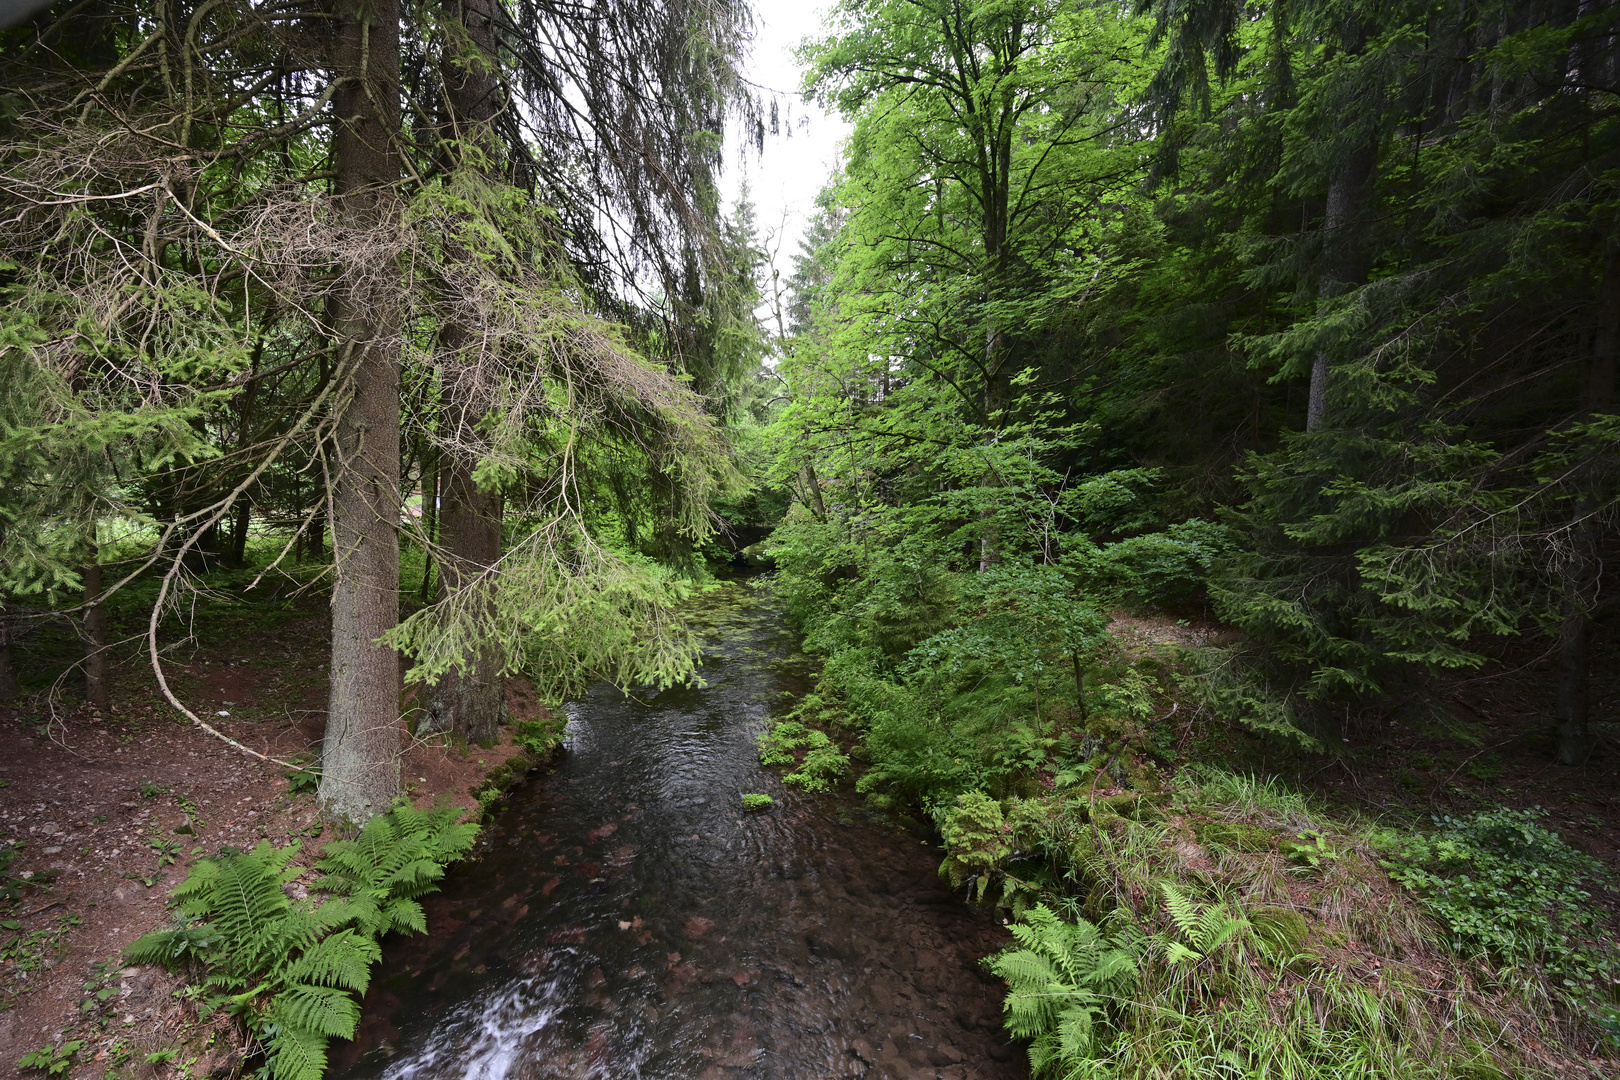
0, 592, 544, 1079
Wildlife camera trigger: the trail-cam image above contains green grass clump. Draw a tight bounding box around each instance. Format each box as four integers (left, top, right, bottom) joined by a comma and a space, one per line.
976, 770, 1607, 1079
741, 793, 774, 811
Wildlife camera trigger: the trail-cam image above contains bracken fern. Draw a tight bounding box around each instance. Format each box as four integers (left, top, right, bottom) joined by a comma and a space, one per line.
124, 801, 476, 1080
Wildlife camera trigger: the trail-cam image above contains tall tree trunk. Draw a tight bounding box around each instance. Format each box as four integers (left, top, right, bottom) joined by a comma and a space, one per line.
228, 499, 251, 568
0, 606, 18, 704
422, 446, 504, 741
226, 347, 262, 570
801, 464, 828, 519
1555, 243, 1618, 765
418, 449, 438, 601
419, 0, 507, 743
320, 0, 404, 824
83, 544, 109, 711
1306, 19, 1377, 433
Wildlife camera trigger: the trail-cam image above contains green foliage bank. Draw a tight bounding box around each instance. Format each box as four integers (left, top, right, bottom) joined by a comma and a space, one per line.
757, 0, 1620, 1070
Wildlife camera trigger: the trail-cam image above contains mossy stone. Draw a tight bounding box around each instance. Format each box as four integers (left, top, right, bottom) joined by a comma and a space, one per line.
1248, 904, 1310, 956
1195, 820, 1274, 853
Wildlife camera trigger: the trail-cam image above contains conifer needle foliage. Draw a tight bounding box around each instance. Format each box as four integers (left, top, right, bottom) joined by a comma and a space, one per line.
124, 803, 477, 1080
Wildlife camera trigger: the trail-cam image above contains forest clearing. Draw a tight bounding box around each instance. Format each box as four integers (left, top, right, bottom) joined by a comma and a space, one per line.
0, 0, 1617, 1077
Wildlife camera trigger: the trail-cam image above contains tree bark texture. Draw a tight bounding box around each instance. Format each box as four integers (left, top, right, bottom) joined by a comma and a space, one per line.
419, 0, 507, 743
320, 0, 404, 824
1554, 243, 1618, 765
422, 451, 504, 742
83, 549, 109, 711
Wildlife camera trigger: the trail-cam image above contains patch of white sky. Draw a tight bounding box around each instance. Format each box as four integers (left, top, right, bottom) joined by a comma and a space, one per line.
718, 0, 851, 305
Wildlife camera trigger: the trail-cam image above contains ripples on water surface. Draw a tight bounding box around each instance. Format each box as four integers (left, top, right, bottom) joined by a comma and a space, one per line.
337, 582, 1024, 1080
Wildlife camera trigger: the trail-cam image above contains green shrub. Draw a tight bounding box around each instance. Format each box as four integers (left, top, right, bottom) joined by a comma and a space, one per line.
939, 792, 1014, 896
1377, 807, 1619, 1002
124, 802, 477, 1080
17, 1040, 83, 1076
1071, 518, 1237, 606
512, 716, 567, 756
741, 793, 774, 811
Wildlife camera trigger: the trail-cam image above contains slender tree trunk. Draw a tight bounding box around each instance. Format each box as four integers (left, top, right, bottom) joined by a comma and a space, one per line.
226, 348, 261, 569
1555, 243, 1618, 765
802, 464, 828, 519
1306, 19, 1377, 433
978, 327, 1006, 572
0, 607, 18, 704
320, 0, 404, 824
418, 451, 438, 601
83, 545, 109, 711
228, 499, 251, 568
419, 0, 507, 743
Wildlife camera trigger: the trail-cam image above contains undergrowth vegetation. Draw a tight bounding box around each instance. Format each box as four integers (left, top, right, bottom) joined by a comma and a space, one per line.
122, 803, 477, 1080
760, 512, 1620, 1076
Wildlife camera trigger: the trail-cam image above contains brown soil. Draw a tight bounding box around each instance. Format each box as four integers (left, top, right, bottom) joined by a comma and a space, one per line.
0, 597, 547, 1079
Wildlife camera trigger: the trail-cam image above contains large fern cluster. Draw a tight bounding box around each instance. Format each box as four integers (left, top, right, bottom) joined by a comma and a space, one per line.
124, 802, 477, 1080
988, 904, 1139, 1076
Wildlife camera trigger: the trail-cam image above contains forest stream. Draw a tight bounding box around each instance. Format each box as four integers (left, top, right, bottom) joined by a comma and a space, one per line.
334, 582, 1024, 1080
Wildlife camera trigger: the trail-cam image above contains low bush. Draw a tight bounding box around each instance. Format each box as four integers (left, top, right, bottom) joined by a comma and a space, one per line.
1376, 807, 1620, 1024
757, 720, 849, 793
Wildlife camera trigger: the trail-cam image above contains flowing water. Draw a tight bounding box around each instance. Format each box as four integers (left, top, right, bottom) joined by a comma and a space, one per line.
337, 582, 1025, 1080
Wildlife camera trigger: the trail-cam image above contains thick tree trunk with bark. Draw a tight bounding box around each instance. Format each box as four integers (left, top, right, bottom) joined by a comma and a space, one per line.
423, 447, 504, 742
419, 0, 507, 743
320, 0, 404, 824
83, 548, 109, 711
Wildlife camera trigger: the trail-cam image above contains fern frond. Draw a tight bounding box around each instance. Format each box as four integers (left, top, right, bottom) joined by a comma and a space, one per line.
1164, 940, 1203, 965
280, 931, 380, 994
1195, 906, 1247, 955
1160, 881, 1200, 937
1055, 1001, 1098, 1059
1084, 948, 1138, 992
989, 948, 1060, 989
381, 897, 427, 936
123, 925, 220, 967
263, 1022, 329, 1080
270, 983, 362, 1040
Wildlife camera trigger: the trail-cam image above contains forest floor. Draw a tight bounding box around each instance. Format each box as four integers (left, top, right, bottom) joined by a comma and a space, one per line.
1115, 611, 1620, 889
0, 586, 549, 1078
